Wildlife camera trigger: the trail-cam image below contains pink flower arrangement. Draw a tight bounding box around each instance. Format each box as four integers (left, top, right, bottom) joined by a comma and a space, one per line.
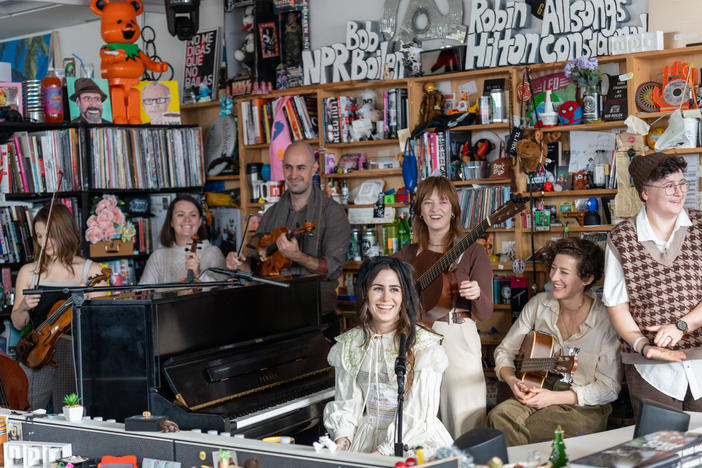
85, 194, 135, 244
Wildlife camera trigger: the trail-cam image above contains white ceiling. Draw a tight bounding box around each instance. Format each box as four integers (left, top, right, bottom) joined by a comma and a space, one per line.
0, 0, 166, 41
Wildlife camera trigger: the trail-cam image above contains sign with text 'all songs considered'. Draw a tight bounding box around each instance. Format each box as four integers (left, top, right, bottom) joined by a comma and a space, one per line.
182, 27, 221, 104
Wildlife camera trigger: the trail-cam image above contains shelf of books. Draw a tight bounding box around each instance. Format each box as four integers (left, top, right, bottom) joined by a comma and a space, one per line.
240, 94, 318, 146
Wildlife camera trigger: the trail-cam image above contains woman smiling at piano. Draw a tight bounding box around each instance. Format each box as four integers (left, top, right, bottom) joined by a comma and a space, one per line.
139, 195, 225, 284
323, 256, 453, 456
487, 238, 622, 446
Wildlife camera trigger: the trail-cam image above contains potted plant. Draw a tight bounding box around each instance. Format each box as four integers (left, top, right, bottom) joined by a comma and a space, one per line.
564, 56, 602, 123
62, 393, 84, 422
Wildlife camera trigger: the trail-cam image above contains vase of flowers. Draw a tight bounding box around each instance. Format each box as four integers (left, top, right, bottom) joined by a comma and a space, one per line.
565, 56, 602, 123
85, 194, 136, 257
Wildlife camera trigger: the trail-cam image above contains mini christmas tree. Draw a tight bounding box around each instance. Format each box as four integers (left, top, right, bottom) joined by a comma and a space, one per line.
549, 425, 568, 468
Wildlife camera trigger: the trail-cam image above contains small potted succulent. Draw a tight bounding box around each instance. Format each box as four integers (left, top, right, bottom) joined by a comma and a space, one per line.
62, 393, 84, 422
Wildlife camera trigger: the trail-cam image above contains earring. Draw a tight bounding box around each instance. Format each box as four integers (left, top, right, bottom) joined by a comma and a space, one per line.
451, 214, 455, 219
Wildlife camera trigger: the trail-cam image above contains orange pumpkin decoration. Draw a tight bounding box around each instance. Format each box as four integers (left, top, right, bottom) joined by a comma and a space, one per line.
90, 0, 169, 124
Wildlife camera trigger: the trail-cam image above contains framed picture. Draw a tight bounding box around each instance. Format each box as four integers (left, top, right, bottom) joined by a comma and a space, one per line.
135, 80, 181, 125
0, 82, 23, 118
66, 77, 112, 124
259, 22, 279, 59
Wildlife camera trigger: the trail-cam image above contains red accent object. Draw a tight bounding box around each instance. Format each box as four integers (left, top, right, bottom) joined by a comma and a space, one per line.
405, 458, 418, 466
394, 463, 407, 468
98, 455, 137, 468
543, 181, 554, 192
517, 81, 531, 101
242, 23, 252, 32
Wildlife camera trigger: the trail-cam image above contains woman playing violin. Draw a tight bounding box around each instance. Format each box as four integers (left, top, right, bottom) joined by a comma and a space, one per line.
488, 238, 621, 446
139, 195, 225, 284
11, 204, 106, 410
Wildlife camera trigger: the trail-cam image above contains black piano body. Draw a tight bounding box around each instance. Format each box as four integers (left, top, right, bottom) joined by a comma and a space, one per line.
78, 275, 334, 439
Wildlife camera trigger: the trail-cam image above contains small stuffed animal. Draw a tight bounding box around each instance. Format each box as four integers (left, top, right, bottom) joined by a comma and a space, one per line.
516, 138, 544, 173
573, 170, 589, 190
234, 33, 255, 75
91, 0, 169, 124
420, 82, 444, 123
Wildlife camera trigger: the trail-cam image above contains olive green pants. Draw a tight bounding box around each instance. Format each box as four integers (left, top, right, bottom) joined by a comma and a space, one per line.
487, 376, 612, 446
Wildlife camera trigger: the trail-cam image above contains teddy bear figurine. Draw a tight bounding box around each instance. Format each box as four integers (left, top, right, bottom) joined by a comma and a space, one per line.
420, 82, 444, 123
90, 0, 169, 124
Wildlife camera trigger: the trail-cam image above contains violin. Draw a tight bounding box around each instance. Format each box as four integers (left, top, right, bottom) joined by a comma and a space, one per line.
256, 222, 316, 277
185, 235, 199, 282
15, 267, 111, 369
0, 353, 29, 410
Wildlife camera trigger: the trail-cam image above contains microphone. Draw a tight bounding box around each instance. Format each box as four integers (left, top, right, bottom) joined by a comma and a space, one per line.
186, 269, 194, 283
395, 333, 407, 379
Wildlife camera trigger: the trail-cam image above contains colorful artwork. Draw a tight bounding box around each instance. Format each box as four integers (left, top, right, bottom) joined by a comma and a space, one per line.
134, 81, 181, 125
259, 22, 279, 59
0, 33, 50, 82
67, 77, 113, 124
0, 82, 23, 117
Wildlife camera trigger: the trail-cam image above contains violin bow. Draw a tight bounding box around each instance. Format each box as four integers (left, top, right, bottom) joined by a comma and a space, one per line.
237, 214, 255, 258
30, 171, 64, 289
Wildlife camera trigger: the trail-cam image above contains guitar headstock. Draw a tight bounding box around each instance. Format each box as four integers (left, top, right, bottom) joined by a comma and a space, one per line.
486, 197, 528, 226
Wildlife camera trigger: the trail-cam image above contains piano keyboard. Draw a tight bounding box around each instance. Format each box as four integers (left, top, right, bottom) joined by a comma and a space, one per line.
233, 387, 335, 430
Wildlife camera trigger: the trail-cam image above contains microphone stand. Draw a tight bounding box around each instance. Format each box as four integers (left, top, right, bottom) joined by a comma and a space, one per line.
394, 333, 407, 457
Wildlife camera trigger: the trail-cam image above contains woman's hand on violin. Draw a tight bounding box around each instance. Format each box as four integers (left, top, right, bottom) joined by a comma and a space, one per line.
225, 252, 251, 272
185, 251, 201, 277
277, 234, 301, 261
459, 280, 480, 301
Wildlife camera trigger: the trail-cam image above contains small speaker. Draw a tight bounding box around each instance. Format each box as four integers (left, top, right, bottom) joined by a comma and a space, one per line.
454, 427, 508, 465
633, 398, 690, 438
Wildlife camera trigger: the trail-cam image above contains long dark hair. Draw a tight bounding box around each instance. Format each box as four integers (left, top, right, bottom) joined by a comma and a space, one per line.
32, 203, 80, 275
355, 256, 422, 393
412, 176, 463, 251
159, 195, 208, 247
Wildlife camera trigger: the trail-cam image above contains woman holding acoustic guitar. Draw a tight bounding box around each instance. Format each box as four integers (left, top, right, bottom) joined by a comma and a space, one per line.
11, 204, 106, 410
139, 195, 225, 284
488, 237, 622, 446
394, 176, 494, 438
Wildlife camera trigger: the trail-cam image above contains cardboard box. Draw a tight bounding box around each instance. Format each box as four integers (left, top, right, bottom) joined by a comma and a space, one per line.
648, 0, 702, 49
88, 240, 134, 257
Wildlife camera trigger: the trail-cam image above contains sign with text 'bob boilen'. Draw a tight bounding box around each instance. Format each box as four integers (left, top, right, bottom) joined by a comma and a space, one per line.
302, 21, 405, 85
465, 0, 645, 70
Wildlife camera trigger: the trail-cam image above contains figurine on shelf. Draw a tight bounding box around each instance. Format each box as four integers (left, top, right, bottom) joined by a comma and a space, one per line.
420, 82, 444, 123
90, 0, 169, 124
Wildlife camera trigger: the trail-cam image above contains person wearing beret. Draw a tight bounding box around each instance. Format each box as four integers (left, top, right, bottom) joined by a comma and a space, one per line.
70, 78, 111, 124
604, 153, 702, 418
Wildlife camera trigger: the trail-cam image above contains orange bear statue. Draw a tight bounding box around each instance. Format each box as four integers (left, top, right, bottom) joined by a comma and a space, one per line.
90, 0, 169, 124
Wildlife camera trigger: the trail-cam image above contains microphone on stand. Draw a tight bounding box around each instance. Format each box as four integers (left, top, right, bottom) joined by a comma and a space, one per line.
394, 332, 407, 457
186, 269, 194, 283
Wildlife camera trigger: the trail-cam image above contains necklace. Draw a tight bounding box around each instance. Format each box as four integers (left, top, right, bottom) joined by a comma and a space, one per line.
559, 296, 589, 338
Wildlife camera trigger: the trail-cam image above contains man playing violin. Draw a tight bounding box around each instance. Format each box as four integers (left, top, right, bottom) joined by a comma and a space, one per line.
227, 141, 351, 340
12, 204, 107, 411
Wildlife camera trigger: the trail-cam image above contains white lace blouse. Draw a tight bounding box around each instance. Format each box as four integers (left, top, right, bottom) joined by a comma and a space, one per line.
323, 326, 453, 456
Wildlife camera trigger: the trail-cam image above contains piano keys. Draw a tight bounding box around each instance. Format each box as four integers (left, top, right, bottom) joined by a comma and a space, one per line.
77, 275, 334, 438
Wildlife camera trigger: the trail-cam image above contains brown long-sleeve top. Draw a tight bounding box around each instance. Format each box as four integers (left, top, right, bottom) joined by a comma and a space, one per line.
394, 242, 494, 322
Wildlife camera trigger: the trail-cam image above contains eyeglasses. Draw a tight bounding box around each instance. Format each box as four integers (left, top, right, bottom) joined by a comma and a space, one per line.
79, 95, 102, 104
644, 180, 690, 195
143, 97, 169, 105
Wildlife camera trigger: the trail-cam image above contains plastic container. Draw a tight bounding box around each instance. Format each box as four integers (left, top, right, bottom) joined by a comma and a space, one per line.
42, 68, 64, 123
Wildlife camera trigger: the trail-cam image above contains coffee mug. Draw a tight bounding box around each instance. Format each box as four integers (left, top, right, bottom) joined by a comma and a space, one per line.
261, 181, 284, 202
251, 180, 264, 201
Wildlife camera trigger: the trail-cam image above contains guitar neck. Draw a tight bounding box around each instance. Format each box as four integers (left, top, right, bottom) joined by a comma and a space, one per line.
517, 357, 559, 372
416, 217, 491, 292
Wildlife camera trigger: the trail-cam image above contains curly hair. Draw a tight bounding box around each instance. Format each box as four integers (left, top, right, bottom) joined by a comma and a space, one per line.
648, 156, 687, 184
354, 257, 423, 394
540, 237, 604, 288
412, 176, 463, 251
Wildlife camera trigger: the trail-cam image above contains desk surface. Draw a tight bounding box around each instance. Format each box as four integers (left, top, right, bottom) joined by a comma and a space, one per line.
507, 412, 702, 464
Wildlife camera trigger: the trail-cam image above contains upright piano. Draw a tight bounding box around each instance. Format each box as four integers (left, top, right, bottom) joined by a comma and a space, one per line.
77, 275, 334, 438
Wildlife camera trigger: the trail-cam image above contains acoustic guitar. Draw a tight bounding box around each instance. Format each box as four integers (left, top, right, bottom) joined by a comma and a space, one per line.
412, 197, 527, 323
515, 330, 578, 388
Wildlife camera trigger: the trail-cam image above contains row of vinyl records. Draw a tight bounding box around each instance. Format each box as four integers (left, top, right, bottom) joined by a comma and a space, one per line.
88, 127, 204, 189
457, 186, 514, 230
0, 126, 204, 194
0, 129, 83, 194
241, 95, 318, 146
0, 198, 154, 265
323, 88, 409, 144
